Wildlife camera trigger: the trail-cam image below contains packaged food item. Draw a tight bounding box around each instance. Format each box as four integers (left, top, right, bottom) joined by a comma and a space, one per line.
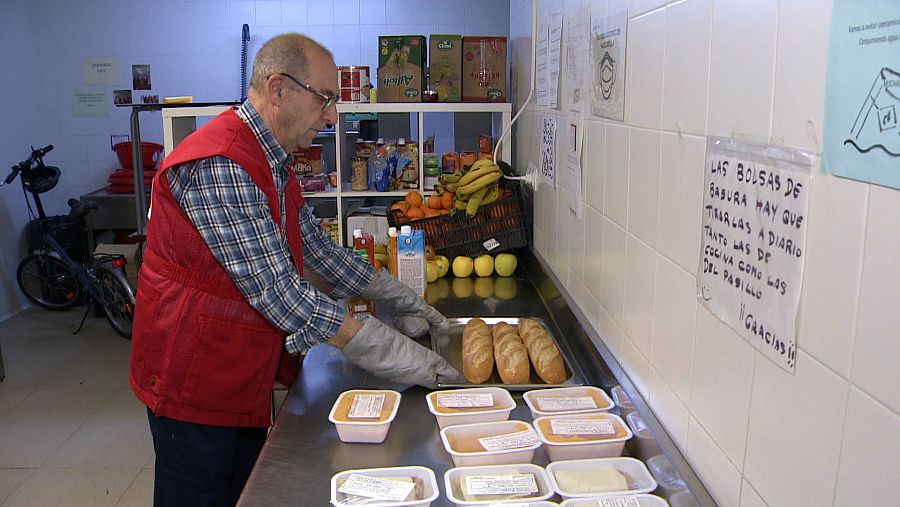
328, 389, 401, 443
533, 412, 632, 461
560, 496, 670, 507
462, 36, 507, 102
459, 151, 478, 169
348, 229, 376, 317
545, 457, 658, 499
291, 144, 324, 175
440, 420, 540, 467
331, 466, 439, 506
423, 154, 440, 189
523, 386, 614, 419
478, 134, 493, 154
378, 35, 427, 102
397, 226, 425, 296
426, 387, 516, 429
429, 34, 462, 102
441, 151, 459, 172
338, 65, 370, 103
444, 463, 553, 505
298, 174, 326, 193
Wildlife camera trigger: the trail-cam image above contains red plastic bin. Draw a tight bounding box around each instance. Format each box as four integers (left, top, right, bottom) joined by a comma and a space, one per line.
112, 141, 164, 171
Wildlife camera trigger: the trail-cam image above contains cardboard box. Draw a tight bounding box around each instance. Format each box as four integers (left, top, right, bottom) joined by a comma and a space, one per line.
378, 35, 426, 102
429, 34, 462, 102
462, 36, 508, 102
94, 243, 141, 288
397, 229, 425, 296
345, 214, 389, 245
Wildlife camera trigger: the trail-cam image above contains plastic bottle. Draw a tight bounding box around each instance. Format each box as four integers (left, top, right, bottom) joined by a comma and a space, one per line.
387, 227, 399, 277
348, 229, 375, 317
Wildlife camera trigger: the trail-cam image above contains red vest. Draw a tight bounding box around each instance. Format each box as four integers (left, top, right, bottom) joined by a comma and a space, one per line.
129, 108, 304, 427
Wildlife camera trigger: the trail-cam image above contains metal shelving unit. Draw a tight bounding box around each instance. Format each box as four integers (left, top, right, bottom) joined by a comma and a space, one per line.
161, 102, 512, 245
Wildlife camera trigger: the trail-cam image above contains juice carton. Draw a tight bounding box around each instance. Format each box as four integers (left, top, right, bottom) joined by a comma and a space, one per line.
429, 34, 462, 102
397, 226, 425, 296
348, 229, 375, 317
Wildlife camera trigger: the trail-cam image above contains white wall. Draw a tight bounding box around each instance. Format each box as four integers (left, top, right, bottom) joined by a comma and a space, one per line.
0, 0, 510, 320
512, 0, 900, 505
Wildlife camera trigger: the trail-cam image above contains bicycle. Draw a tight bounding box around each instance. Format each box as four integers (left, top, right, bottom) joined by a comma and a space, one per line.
1, 145, 136, 339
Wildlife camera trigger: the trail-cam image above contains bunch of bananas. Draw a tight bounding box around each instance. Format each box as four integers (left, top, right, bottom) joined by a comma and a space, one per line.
434, 159, 503, 217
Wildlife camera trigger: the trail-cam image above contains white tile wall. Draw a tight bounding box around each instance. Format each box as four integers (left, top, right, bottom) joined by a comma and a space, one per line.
649, 369, 689, 452
621, 334, 650, 399
690, 306, 754, 468
661, 0, 711, 137
626, 129, 660, 247
833, 388, 900, 506
744, 351, 848, 507
706, 0, 778, 139
622, 234, 656, 358
625, 9, 664, 130
583, 204, 604, 300
650, 256, 696, 404
603, 124, 629, 228
739, 480, 767, 507
583, 121, 606, 212
686, 416, 742, 507
852, 184, 900, 414
599, 216, 627, 325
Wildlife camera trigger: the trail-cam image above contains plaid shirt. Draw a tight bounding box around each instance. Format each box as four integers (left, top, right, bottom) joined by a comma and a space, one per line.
167, 101, 374, 353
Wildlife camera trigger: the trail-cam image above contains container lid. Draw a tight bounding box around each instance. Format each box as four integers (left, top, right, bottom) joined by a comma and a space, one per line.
523, 386, 614, 416
400, 225, 412, 235
533, 412, 632, 446
444, 463, 554, 505
328, 389, 401, 426
546, 457, 658, 499
352, 228, 362, 237
439, 420, 541, 457
331, 465, 439, 506
388, 227, 398, 236
426, 387, 516, 417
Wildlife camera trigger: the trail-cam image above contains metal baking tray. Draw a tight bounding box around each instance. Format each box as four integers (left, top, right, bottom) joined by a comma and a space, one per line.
431, 317, 585, 390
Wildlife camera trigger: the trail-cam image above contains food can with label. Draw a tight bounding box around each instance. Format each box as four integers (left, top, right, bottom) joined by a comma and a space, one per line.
338, 66, 370, 103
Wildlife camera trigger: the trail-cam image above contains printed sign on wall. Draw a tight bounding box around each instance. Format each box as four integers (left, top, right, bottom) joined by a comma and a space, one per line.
590, 10, 627, 121
823, 0, 900, 190
540, 116, 558, 188
697, 137, 814, 373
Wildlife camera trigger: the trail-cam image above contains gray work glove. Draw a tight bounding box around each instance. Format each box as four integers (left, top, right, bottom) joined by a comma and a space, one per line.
341, 317, 463, 389
361, 269, 449, 338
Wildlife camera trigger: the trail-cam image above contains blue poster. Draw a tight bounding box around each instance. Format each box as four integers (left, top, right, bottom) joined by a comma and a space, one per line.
823, 1, 900, 190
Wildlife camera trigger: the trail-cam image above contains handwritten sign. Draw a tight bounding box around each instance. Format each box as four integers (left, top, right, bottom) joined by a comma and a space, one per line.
697, 137, 813, 372
541, 116, 557, 187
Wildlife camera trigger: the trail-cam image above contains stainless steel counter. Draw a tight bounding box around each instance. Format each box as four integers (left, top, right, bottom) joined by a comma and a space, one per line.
237, 254, 716, 506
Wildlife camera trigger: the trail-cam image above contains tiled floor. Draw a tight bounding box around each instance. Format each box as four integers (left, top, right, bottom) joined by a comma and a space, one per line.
0, 307, 153, 506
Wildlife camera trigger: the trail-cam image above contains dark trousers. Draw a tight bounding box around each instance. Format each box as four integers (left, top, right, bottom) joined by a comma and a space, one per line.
147, 408, 267, 507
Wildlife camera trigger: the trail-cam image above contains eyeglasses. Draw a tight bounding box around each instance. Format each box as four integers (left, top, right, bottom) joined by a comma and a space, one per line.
273, 72, 338, 112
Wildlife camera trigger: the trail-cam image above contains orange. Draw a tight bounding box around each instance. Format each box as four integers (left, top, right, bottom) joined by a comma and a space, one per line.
441, 192, 455, 210
427, 194, 443, 210
390, 201, 409, 216
405, 191, 423, 208
406, 207, 425, 220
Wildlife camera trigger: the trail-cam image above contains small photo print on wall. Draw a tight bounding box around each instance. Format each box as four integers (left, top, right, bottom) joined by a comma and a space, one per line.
132, 64, 151, 90
140, 94, 159, 104
113, 89, 132, 105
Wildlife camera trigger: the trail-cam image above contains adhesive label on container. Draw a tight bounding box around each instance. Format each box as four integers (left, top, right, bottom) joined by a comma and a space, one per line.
483, 238, 501, 251
487, 504, 529, 507
337, 474, 415, 502
630, 415, 649, 434
537, 396, 597, 411
436, 393, 494, 408
347, 394, 385, 419
598, 496, 642, 507
464, 474, 538, 496
550, 419, 615, 435
478, 429, 540, 451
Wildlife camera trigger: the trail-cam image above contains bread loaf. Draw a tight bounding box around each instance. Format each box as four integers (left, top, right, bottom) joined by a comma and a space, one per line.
518, 318, 567, 384
491, 322, 530, 384
462, 318, 494, 384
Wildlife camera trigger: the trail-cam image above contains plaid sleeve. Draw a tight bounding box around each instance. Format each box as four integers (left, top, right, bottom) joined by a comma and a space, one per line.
299, 205, 375, 299
167, 157, 345, 354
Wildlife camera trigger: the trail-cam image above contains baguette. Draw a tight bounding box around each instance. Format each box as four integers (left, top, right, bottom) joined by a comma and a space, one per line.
462, 318, 494, 384
518, 318, 567, 384
492, 322, 530, 384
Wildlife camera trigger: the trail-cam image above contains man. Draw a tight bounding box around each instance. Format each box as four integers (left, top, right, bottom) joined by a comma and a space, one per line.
129, 33, 460, 507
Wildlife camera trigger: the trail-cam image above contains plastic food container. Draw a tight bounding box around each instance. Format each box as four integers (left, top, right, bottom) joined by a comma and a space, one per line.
626, 411, 654, 441
444, 463, 554, 505
440, 420, 541, 467
328, 389, 401, 443
524, 386, 614, 419
426, 387, 515, 429
559, 494, 669, 506
610, 385, 635, 413
330, 466, 439, 506
533, 413, 632, 461
546, 457, 658, 499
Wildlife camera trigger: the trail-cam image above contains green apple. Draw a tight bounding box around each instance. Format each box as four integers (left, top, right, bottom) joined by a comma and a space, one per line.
474, 254, 494, 277
425, 261, 440, 283
452, 256, 474, 277
433, 255, 450, 277
494, 253, 518, 277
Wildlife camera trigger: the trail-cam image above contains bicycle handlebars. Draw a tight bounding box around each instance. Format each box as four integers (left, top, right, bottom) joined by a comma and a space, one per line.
2, 145, 54, 186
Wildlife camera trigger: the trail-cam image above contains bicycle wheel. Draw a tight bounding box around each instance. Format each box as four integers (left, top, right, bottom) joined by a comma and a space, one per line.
16, 254, 82, 310
97, 266, 135, 339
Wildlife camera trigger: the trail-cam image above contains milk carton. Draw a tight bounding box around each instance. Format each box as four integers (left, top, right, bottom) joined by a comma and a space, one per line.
397, 226, 425, 296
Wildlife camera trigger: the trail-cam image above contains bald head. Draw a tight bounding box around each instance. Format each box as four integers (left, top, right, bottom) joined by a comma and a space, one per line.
250, 33, 334, 91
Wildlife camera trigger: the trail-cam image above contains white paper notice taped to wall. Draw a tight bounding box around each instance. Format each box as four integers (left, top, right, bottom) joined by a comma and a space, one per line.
696, 137, 814, 373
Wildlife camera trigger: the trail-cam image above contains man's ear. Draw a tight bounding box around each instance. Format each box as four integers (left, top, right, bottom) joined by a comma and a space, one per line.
267, 75, 284, 104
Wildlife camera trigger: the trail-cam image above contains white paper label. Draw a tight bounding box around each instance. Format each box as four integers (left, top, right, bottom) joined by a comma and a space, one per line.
550, 419, 615, 435
488, 504, 529, 507
537, 396, 597, 411
337, 474, 415, 502
483, 238, 501, 251
478, 429, 540, 451
598, 496, 642, 507
465, 474, 538, 496
631, 415, 649, 433
436, 393, 494, 408
347, 394, 385, 419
